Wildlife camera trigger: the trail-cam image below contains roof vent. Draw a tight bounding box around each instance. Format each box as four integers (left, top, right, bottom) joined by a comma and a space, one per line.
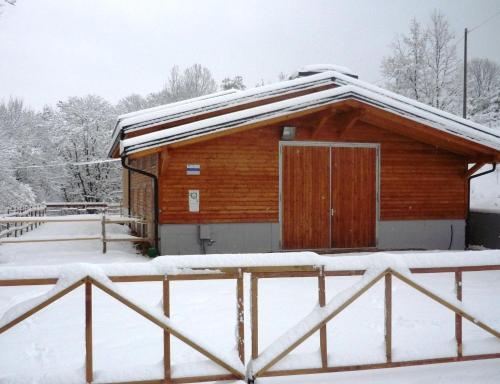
291, 64, 358, 79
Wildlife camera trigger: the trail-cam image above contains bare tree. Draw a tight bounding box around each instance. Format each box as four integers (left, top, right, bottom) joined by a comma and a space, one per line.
147, 64, 217, 106
221, 75, 246, 90
382, 18, 427, 102
381, 10, 459, 112
468, 58, 500, 99
424, 10, 459, 110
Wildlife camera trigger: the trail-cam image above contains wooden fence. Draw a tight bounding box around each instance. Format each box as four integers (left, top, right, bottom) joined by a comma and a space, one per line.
45, 202, 123, 216
0, 215, 147, 253
0, 205, 46, 238
249, 264, 500, 381
0, 264, 499, 383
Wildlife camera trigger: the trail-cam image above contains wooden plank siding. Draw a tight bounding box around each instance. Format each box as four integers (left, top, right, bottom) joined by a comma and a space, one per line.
159, 127, 280, 223
282, 146, 331, 249
155, 112, 467, 225
331, 147, 377, 248
128, 154, 158, 244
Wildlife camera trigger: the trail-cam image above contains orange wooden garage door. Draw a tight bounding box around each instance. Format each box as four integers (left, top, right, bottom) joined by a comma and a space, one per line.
331, 147, 377, 248
282, 145, 377, 249
282, 145, 330, 249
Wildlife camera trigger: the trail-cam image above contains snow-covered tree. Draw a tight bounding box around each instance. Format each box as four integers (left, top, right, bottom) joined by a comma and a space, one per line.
0, 98, 36, 209
116, 94, 149, 115
221, 75, 246, 90
382, 10, 459, 112
50, 95, 120, 202
147, 64, 217, 106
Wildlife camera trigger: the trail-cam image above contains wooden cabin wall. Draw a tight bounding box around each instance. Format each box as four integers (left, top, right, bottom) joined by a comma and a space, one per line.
156, 118, 468, 225
159, 127, 280, 223
128, 154, 158, 243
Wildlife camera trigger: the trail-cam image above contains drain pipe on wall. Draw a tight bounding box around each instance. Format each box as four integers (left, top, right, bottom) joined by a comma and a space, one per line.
466, 163, 497, 247
120, 143, 159, 255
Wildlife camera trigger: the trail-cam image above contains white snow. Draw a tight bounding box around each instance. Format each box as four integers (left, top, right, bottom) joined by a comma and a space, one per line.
295, 64, 357, 77
120, 83, 500, 156
0, 218, 146, 265
470, 166, 500, 213
111, 71, 338, 148
0, 219, 499, 383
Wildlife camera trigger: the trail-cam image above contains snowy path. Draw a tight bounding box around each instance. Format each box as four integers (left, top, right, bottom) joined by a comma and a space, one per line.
0, 218, 499, 383
0, 217, 147, 265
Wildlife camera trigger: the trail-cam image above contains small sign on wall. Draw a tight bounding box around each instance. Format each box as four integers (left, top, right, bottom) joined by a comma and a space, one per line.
186, 164, 200, 175
188, 189, 200, 212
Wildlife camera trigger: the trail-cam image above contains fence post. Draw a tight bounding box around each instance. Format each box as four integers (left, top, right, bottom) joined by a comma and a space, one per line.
455, 271, 463, 358
237, 269, 245, 364
318, 266, 328, 368
385, 272, 392, 363
85, 278, 93, 383
251, 274, 259, 360
163, 275, 171, 382
101, 214, 107, 254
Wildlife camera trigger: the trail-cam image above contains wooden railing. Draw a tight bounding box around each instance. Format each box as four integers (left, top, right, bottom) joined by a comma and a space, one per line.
0, 214, 147, 253
0, 269, 249, 383
0, 205, 46, 238
45, 202, 123, 216
0, 264, 499, 383
248, 264, 500, 381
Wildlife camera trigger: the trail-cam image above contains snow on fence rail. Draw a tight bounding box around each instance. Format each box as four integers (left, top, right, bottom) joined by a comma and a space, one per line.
0, 253, 499, 384
0, 214, 148, 252
44, 201, 123, 216
0, 204, 46, 238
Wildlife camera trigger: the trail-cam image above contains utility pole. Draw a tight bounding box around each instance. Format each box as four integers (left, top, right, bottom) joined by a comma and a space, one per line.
463, 27, 468, 119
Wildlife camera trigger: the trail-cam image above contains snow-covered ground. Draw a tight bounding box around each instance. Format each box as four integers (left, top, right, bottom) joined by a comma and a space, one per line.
0, 219, 499, 383
471, 167, 500, 213
0, 217, 147, 266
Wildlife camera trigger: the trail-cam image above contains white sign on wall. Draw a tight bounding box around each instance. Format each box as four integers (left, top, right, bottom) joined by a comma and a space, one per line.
188, 189, 200, 212
186, 164, 200, 175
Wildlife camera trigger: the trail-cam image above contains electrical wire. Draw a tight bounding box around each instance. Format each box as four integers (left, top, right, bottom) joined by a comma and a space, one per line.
1, 158, 121, 171
469, 9, 500, 32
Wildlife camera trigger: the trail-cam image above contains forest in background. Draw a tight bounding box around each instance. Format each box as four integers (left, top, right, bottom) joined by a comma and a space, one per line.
0, 10, 499, 209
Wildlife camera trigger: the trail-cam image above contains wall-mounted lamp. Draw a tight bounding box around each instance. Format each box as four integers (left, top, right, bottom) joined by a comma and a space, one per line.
281, 126, 296, 140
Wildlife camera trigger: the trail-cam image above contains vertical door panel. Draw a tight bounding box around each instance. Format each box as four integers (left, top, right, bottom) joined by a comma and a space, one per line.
331, 147, 377, 248
282, 146, 330, 249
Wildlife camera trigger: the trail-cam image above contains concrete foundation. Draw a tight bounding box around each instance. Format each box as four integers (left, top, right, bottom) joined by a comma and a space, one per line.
160, 223, 280, 255
378, 220, 465, 250
159, 219, 466, 255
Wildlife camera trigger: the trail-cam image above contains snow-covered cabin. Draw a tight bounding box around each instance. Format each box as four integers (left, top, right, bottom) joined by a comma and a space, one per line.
109, 65, 500, 255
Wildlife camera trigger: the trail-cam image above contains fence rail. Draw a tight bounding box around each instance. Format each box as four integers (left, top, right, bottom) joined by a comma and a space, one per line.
0, 264, 499, 383
0, 205, 46, 238
0, 214, 147, 252
44, 202, 123, 216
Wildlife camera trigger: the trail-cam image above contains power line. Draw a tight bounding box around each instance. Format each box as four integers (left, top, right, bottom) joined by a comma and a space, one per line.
469, 9, 500, 33
2, 158, 121, 171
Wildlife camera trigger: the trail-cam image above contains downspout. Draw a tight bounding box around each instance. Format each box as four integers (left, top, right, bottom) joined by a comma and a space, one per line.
127, 167, 131, 216
466, 163, 497, 247
120, 133, 159, 255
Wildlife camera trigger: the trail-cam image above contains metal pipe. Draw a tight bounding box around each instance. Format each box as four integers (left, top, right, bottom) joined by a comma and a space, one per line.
466, 163, 497, 247
127, 167, 131, 217
120, 153, 159, 255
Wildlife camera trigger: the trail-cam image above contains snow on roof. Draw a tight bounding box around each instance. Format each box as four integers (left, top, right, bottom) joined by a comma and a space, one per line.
108, 71, 338, 155
120, 82, 500, 156
293, 63, 357, 78
330, 69, 500, 139
111, 89, 238, 144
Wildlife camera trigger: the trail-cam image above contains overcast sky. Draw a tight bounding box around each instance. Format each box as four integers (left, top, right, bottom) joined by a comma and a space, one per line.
1, 0, 500, 110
